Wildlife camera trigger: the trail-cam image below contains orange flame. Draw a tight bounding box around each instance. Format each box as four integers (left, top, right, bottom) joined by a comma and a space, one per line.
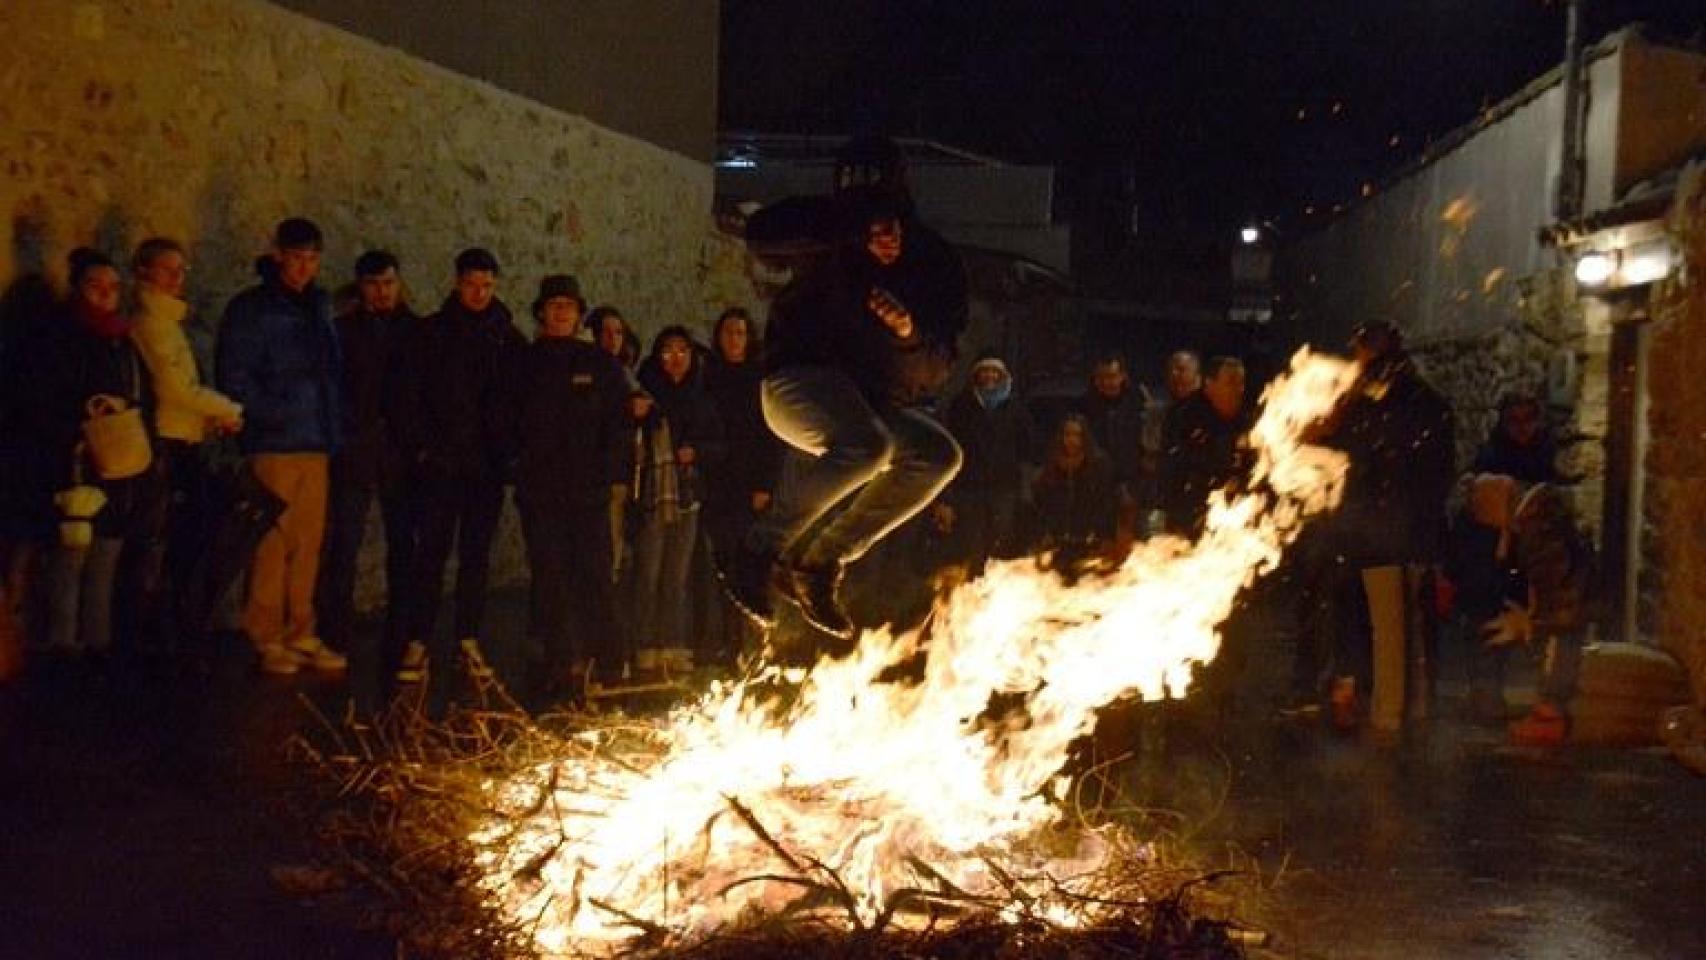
472, 348, 1359, 955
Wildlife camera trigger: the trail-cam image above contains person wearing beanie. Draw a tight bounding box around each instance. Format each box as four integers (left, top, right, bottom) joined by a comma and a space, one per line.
937, 352, 1038, 571
389, 247, 525, 686
505, 274, 631, 692
215, 218, 347, 676
23, 248, 165, 658
319, 250, 419, 690
720, 191, 962, 642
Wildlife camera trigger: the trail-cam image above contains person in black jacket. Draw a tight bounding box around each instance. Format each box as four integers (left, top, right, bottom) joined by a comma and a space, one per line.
631, 327, 725, 673
937, 354, 1037, 570
510, 275, 630, 691
1076, 353, 1147, 545
215, 218, 346, 676
723, 191, 963, 639
1159, 356, 1252, 537
1307, 321, 1457, 730
389, 248, 525, 685
1029, 413, 1117, 561
702, 307, 780, 660
1472, 392, 1559, 485
26, 249, 165, 658
832, 135, 970, 385
318, 251, 416, 677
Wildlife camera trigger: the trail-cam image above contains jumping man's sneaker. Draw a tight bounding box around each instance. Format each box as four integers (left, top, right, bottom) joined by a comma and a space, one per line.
719, 546, 777, 625
396, 642, 428, 683
783, 562, 854, 639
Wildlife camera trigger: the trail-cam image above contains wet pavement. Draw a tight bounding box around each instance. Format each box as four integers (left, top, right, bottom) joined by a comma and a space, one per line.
3, 613, 1703, 959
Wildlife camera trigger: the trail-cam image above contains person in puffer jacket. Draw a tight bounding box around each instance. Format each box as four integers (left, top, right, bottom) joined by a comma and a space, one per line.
215, 218, 346, 676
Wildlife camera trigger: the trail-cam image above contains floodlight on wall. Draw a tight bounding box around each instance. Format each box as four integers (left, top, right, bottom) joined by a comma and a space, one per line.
1620, 243, 1674, 287
1240, 225, 1261, 245
1572, 237, 1677, 292
1574, 250, 1617, 288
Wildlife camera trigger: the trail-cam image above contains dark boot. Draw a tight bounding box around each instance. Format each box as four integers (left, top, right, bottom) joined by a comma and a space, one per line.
782, 562, 854, 639
718, 545, 776, 625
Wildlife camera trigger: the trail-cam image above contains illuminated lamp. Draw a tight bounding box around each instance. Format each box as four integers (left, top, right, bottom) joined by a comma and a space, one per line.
1574, 250, 1617, 288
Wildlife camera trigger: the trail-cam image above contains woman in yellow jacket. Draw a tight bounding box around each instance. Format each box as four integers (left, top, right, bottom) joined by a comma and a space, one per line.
130, 237, 242, 645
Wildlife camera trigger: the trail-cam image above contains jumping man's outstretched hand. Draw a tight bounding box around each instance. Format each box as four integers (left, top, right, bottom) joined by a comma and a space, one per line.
867, 287, 915, 339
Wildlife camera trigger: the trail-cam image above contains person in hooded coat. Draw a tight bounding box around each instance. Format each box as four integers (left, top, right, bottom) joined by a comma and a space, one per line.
938, 353, 1037, 570
721, 190, 963, 640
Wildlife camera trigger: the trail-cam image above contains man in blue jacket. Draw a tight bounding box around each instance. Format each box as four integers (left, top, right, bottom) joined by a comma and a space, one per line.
215, 218, 346, 676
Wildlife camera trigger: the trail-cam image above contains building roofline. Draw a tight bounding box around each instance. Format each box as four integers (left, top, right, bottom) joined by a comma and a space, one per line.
1540, 148, 1706, 246
716, 131, 1021, 168
1290, 23, 1702, 238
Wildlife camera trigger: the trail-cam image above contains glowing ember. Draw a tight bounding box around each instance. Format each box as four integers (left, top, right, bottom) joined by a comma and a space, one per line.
471, 349, 1358, 955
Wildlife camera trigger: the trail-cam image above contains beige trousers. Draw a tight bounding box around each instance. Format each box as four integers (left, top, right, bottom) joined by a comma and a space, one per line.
244, 453, 329, 650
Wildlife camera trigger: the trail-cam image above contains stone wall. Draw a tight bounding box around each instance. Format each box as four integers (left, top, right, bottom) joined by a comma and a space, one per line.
1640, 164, 1706, 704
0, 0, 763, 609
1408, 264, 1610, 538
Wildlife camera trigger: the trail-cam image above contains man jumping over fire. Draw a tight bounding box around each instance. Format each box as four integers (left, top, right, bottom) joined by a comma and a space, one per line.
724, 137, 969, 638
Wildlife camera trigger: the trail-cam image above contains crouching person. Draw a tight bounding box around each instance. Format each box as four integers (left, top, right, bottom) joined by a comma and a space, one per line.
509, 276, 630, 693
1475, 480, 1596, 746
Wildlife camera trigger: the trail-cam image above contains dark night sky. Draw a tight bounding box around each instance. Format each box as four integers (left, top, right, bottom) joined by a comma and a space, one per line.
721, 0, 1704, 269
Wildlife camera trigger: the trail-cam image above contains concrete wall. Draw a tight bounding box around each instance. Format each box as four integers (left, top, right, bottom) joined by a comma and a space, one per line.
0, 0, 760, 605
1640, 163, 1706, 703
269, 0, 720, 161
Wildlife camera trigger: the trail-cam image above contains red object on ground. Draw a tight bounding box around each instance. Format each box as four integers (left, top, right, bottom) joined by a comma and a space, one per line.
1509, 702, 1568, 747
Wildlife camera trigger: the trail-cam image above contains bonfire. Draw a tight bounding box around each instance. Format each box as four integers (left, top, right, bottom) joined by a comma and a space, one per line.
295, 348, 1357, 959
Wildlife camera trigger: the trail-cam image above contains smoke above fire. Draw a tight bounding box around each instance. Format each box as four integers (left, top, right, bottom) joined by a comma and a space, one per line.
472, 348, 1359, 956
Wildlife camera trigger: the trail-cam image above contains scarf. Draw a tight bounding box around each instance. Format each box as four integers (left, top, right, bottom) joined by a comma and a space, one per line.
975, 380, 1012, 410
75, 299, 131, 341
641, 416, 696, 523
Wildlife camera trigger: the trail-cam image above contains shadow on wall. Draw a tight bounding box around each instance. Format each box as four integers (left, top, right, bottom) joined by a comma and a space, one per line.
3, 199, 62, 371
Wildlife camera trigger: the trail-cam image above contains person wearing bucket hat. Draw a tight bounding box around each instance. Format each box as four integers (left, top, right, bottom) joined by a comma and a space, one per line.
23, 248, 166, 659
531, 274, 587, 321
505, 274, 631, 693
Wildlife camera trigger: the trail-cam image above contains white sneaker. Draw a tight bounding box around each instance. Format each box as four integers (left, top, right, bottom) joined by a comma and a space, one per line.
459, 637, 494, 680
259, 644, 303, 676
396, 642, 427, 683
288, 635, 348, 672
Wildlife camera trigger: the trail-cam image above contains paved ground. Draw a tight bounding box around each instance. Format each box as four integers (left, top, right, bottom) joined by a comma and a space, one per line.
3, 618, 1702, 959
